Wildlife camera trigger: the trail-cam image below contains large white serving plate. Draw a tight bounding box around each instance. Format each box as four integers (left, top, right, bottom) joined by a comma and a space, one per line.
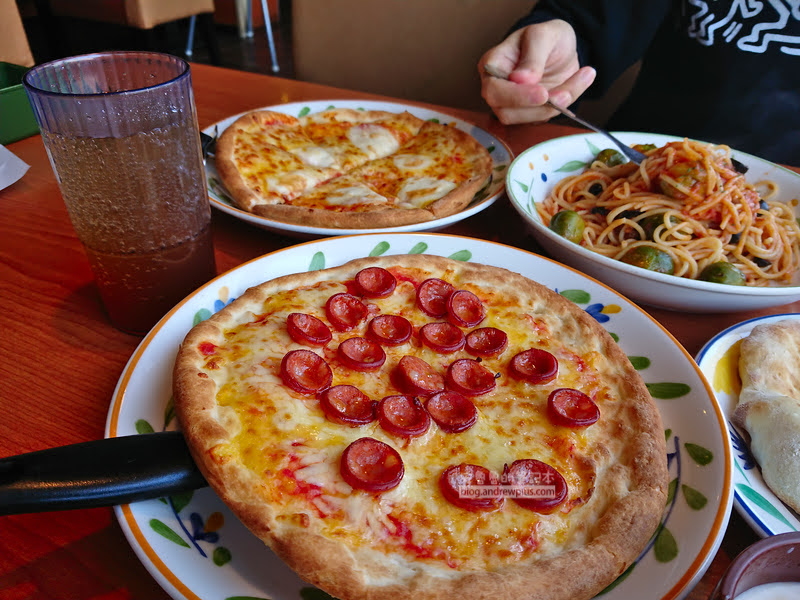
697, 313, 800, 538
106, 233, 732, 600
203, 100, 513, 238
506, 132, 800, 313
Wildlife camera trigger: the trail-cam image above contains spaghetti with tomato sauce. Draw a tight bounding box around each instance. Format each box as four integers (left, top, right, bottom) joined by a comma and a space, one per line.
538, 139, 800, 286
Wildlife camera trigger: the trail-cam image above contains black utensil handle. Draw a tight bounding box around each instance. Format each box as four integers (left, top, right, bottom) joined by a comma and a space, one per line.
0, 432, 207, 515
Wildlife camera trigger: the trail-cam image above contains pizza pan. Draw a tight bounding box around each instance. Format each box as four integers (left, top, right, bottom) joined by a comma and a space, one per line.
506, 132, 800, 313
202, 99, 513, 239
105, 232, 732, 600
696, 313, 800, 537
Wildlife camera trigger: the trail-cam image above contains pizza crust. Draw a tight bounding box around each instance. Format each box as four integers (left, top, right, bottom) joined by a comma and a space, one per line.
251, 203, 439, 228
214, 108, 493, 228
733, 320, 800, 513
174, 255, 667, 600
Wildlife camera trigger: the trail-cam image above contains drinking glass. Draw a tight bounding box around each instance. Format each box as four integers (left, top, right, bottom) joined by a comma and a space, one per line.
24, 51, 216, 335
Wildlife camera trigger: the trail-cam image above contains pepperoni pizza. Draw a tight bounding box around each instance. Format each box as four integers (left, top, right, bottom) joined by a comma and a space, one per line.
173, 255, 668, 600
214, 108, 493, 228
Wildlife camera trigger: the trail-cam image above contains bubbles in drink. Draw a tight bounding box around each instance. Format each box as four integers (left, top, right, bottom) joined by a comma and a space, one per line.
42, 123, 216, 334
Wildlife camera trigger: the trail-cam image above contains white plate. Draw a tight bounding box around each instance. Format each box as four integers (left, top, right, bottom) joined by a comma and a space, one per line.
203, 100, 513, 239
696, 313, 800, 537
505, 132, 800, 312
107, 233, 732, 600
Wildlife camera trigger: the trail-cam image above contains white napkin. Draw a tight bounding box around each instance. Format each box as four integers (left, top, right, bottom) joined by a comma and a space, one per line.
0, 144, 30, 191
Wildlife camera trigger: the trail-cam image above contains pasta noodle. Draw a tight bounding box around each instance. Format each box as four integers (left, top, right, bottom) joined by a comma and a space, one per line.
537, 139, 800, 286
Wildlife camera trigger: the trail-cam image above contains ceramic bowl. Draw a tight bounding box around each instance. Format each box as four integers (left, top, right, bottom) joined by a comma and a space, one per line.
710, 532, 800, 599
505, 132, 800, 313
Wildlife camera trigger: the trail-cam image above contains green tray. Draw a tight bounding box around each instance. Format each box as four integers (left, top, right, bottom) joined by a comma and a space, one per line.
0, 62, 39, 144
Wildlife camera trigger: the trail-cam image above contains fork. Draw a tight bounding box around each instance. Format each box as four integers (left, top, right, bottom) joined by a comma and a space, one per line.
483, 65, 647, 164
200, 126, 218, 159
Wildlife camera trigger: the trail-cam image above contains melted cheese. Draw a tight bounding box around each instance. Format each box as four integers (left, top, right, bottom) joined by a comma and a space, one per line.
397, 177, 457, 208
292, 145, 336, 169
233, 129, 336, 202
393, 154, 433, 171
323, 185, 389, 207
201, 268, 630, 572
347, 124, 400, 158
227, 112, 486, 213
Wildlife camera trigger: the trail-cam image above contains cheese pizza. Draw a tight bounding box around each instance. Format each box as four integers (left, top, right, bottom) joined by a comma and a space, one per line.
214, 108, 493, 228
173, 255, 668, 600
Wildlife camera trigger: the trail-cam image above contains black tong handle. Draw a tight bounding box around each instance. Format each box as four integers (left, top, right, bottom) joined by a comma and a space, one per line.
0, 432, 207, 515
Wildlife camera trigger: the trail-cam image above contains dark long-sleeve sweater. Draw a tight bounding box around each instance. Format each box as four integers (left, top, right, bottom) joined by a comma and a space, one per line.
514, 0, 800, 165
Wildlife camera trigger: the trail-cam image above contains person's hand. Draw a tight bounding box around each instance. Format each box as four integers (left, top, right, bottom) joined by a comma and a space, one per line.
479, 19, 596, 124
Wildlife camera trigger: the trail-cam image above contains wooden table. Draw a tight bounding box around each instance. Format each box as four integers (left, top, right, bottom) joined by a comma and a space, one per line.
1, 62, 796, 600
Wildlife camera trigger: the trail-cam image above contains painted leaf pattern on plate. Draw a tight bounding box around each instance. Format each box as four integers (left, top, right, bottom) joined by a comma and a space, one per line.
150, 519, 190, 548
647, 382, 691, 399
685, 443, 714, 466
736, 484, 797, 530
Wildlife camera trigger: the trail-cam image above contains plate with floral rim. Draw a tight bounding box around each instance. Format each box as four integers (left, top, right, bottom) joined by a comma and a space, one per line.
696, 313, 800, 538
106, 232, 732, 600
203, 100, 513, 239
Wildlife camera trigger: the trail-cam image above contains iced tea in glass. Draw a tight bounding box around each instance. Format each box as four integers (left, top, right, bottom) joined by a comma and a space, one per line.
24, 52, 216, 334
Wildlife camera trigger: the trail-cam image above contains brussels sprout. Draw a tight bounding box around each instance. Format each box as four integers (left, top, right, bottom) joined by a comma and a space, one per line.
698, 262, 746, 286
595, 148, 625, 167
658, 162, 701, 198
619, 246, 675, 275
638, 214, 681, 240
633, 143, 657, 153
549, 210, 585, 244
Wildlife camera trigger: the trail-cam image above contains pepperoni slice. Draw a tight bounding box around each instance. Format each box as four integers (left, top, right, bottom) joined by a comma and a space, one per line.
425, 391, 477, 433
504, 459, 568, 512
340, 437, 404, 492
280, 349, 332, 395
394, 355, 446, 396
420, 322, 466, 353
417, 278, 455, 318
378, 395, 431, 437
547, 388, 600, 427
509, 348, 558, 384
318, 385, 376, 426
367, 315, 412, 346
440, 464, 503, 511
354, 267, 397, 298
325, 293, 367, 331
465, 327, 508, 357
446, 358, 496, 396
447, 290, 485, 328
337, 337, 386, 371
286, 313, 332, 347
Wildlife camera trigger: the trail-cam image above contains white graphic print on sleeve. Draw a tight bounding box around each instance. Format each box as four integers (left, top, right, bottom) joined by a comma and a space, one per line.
687, 0, 800, 55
